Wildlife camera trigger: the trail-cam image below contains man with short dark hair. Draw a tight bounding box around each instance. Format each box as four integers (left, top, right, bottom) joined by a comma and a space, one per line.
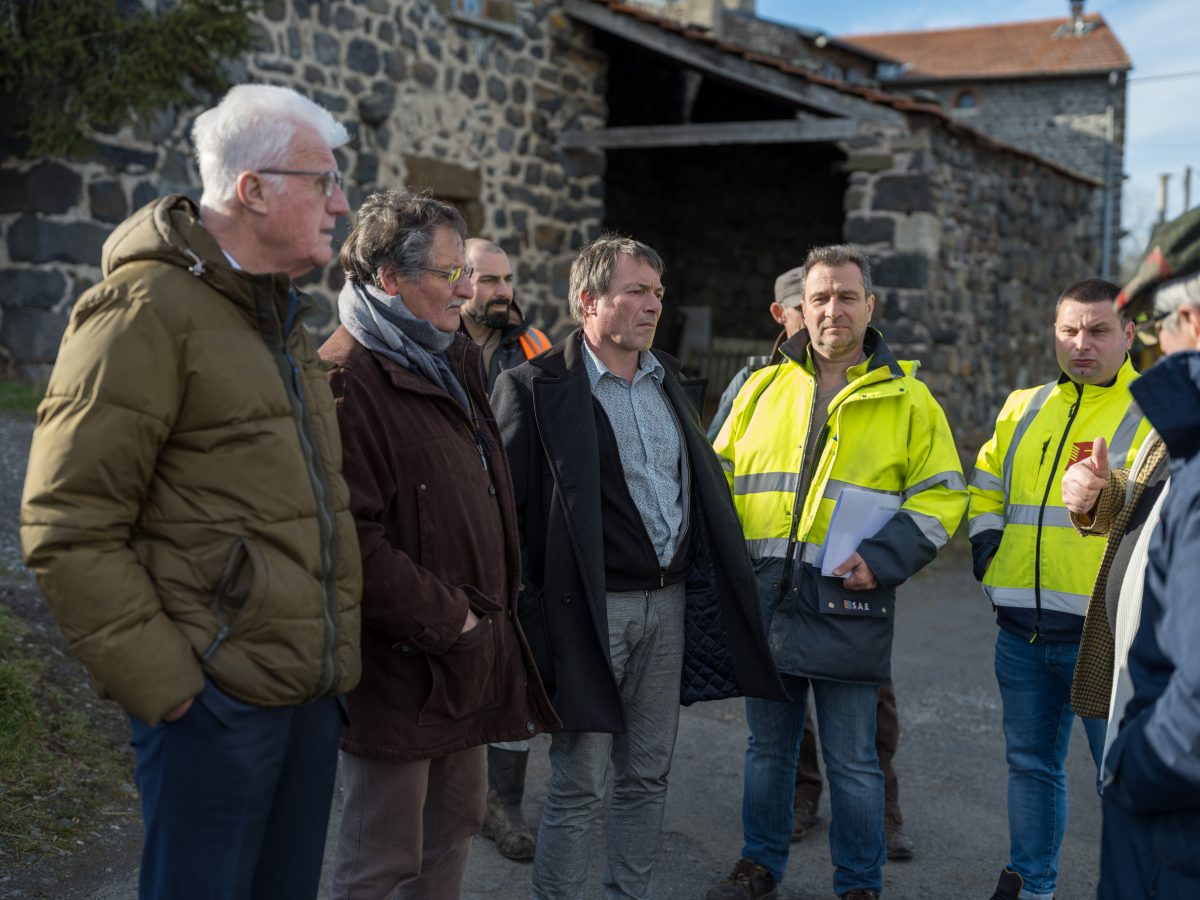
969, 278, 1151, 900
708, 266, 917, 859
458, 238, 550, 861
459, 238, 550, 393
492, 234, 784, 899
709, 244, 966, 900
321, 190, 558, 898
20, 84, 360, 900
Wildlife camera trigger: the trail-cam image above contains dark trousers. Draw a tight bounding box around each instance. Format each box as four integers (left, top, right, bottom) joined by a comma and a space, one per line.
794, 680, 903, 820
129, 680, 342, 900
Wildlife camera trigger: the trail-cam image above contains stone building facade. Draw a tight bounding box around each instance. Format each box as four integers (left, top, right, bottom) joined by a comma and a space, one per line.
842, 10, 1130, 275
841, 119, 1102, 451
0, 0, 1106, 455
0, 0, 610, 380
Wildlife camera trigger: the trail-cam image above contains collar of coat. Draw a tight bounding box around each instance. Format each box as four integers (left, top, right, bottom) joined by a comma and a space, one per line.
99, 193, 322, 333
1131, 349, 1200, 462
528, 328, 683, 381
777, 327, 906, 382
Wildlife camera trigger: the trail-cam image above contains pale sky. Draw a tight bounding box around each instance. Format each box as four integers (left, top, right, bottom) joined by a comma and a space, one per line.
756, 0, 1200, 260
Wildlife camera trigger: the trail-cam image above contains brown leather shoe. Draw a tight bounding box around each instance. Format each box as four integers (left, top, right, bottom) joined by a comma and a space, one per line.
885, 813, 914, 861
791, 797, 821, 842
706, 859, 777, 899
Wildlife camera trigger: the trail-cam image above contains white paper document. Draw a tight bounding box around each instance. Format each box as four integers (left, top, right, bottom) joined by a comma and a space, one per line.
820, 487, 901, 577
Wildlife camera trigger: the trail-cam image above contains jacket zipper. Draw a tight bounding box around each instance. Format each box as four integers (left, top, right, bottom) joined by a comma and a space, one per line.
1031, 383, 1083, 642
280, 288, 340, 695
780, 376, 827, 602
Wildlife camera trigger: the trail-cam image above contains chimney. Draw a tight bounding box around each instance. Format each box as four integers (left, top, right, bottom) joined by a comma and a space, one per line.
1071, 0, 1086, 34
682, 0, 722, 33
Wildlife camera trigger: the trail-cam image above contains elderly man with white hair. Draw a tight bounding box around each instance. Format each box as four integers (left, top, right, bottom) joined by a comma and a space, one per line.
20, 84, 361, 900
1061, 208, 1200, 899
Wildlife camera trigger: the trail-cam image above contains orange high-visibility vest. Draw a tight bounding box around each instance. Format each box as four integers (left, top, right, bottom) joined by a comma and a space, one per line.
517, 327, 550, 360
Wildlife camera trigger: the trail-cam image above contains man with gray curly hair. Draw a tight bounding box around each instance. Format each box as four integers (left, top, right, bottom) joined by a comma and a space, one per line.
320, 190, 558, 899
21, 83, 359, 900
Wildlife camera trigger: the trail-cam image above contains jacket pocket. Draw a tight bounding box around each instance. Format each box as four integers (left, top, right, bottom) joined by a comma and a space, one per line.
766, 570, 894, 684
415, 613, 501, 726
203, 539, 269, 660
814, 575, 891, 619
516, 584, 556, 687
194, 677, 261, 729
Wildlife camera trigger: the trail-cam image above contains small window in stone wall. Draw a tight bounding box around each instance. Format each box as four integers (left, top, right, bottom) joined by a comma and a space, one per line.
820, 61, 845, 81
440, 0, 520, 33
953, 89, 979, 111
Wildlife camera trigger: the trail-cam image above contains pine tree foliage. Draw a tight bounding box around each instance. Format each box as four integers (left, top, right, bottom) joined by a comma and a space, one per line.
0, 0, 259, 157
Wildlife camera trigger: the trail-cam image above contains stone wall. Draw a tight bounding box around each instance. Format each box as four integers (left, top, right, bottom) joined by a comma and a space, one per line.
0, 0, 608, 379
914, 75, 1125, 185
900, 74, 1125, 270
842, 118, 1102, 454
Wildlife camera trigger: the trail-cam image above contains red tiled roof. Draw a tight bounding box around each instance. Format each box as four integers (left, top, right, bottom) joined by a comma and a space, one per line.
841, 14, 1131, 80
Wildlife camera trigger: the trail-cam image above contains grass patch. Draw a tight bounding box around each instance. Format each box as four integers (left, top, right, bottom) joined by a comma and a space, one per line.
0, 380, 42, 414
0, 606, 135, 858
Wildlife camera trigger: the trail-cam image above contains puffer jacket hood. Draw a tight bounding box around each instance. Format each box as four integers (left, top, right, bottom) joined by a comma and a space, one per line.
102, 194, 323, 326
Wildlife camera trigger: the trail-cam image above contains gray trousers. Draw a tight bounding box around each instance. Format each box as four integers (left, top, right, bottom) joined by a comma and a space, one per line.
532, 582, 687, 900
332, 745, 486, 900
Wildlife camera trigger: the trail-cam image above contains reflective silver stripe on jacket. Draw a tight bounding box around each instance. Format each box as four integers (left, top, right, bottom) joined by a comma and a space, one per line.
902, 470, 967, 502
969, 469, 1003, 493
747, 538, 822, 563
733, 471, 798, 495
984, 585, 1089, 616
1001, 380, 1056, 504
1004, 504, 1074, 529
1107, 401, 1144, 466
901, 509, 950, 549
969, 512, 1005, 537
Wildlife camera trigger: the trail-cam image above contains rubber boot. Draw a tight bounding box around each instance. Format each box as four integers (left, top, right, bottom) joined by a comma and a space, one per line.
481, 746, 536, 861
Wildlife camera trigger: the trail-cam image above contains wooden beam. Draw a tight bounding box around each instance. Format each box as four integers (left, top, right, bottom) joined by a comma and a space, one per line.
563, 0, 903, 125
559, 118, 860, 150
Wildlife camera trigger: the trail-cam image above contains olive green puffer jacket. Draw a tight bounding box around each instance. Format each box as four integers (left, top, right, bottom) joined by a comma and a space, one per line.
20, 195, 361, 724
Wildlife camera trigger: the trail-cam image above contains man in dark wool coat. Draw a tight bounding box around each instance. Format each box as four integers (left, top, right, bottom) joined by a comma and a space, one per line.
491, 233, 786, 900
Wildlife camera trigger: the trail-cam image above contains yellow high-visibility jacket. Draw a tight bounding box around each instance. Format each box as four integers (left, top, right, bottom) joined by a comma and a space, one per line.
968, 356, 1150, 641
713, 329, 967, 683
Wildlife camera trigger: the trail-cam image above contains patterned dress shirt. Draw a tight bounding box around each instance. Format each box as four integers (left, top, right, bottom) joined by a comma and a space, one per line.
582, 340, 689, 567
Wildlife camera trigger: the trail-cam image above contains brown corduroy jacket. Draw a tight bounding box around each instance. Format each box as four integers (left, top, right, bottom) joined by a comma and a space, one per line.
321, 326, 559, 762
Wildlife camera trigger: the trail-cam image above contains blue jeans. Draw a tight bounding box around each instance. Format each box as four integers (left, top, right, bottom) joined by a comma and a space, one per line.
742, 673, 885, 895
994, 629, 1105, 900
129, 679, 342, 900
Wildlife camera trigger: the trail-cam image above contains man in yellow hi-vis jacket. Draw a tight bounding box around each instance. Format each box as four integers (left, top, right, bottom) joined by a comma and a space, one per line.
968, 278, 1150, 900
707, 245, 967, 900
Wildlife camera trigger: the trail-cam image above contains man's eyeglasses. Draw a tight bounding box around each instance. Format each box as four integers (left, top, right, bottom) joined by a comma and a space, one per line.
421, 265, 474, 287
257, 168, 343, 197
1136, 308, 1174, 336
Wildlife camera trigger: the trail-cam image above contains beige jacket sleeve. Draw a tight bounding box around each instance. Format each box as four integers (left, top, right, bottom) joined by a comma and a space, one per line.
1070, 468, 1131, 536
